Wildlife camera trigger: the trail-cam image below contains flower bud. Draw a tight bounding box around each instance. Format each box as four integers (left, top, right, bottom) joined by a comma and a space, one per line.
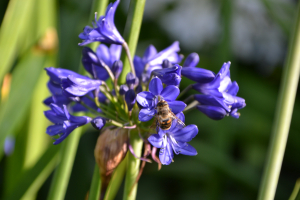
126, 72, 139, 89
162, 59, 173, 68
112, 60, 123, 79
119, 84, 129, 95
94, 128, 128, 197
125, 89, 136, 111
183, 53, 199, 68
91, 117, 106, 130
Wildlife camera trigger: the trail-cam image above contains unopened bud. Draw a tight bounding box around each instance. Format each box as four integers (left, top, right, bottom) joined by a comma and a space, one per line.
94, 128, 128, 197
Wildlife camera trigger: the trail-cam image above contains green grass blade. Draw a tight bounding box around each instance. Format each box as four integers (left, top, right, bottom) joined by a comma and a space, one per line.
0, 50, 46, 161
47, 127, 82, 200
289, 179, 300, 200
0, 0, 36, 81
258, 2, 300, 200
3, 144, 59, 200
88, 164, 101, 200
118, 0, 146, 84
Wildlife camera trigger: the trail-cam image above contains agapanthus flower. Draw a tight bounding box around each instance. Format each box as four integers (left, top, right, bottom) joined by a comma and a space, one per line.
71, 92, 106, 113
152, 64, 182, 86
193, 62, 246, 119
44, 104, 92, 144
148, 112, 198, 165
44, 67, 92, 105
181, 53, 215, 83
136, 77, 186, 122
134, 42, 183, 82
61, 75, 102, 98
78, 0, 124, 45
82, 44, 122, 80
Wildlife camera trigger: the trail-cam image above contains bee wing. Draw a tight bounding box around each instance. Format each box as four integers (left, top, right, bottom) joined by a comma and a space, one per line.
171, 113, 186, 129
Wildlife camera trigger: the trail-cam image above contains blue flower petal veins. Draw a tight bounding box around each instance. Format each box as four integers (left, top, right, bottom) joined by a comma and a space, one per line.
148, 134, 164, 148
136, 91, 155, 108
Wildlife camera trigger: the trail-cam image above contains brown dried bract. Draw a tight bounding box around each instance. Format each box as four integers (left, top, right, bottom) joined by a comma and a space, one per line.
94, 127, 128, 199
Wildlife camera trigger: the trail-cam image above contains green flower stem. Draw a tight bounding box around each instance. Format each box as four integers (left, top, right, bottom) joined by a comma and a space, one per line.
119, 0, 146, 84
47, 127, 82, 200
183, 100, 199, 114
104, 155, 127, 200
123, 129, 143, 200
257, 3, 300, 200
88, 164, 101, 200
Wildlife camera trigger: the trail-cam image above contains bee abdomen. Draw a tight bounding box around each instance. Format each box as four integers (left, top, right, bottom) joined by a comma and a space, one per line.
159, 118, 172, 130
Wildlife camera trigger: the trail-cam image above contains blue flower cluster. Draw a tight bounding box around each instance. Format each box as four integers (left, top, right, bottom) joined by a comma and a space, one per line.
43, 0, 245, 165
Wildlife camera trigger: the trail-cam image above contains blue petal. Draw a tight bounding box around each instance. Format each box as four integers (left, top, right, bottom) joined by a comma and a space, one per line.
181, 67, 215, 83
134, 56, 145, 79
149, 77, 163, 96
46, 124, 64, 136
197, 105, 227, 120
49, 103, 64, 115
136, 91, 154, 108
194, 94, 230, 112
148, 134, 163, 148
161, 85, 179, 101
168, 101, 186, 114
183, 53, 199, 68
69, 115, 92, 126
172, 124, 198, 142
125, 89, 136, 111
109, 44, 122, 62
96, 44, 111, 66
138, 108, 156, 122
227, 81, 239, 96
45, 67, 86, 84
159, 143, 174, 165
44, 110, 66, 124
143, 45, 157, 61
149, 41, 180, 66
175, 143, 197, 156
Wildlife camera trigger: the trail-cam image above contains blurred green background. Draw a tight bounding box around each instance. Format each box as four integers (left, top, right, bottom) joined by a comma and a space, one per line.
0, 0, 299, 199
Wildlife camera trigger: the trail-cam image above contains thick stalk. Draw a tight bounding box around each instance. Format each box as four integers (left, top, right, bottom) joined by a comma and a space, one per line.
88, 164, 101, 200
118, 0, 146, 84
123, 129, 143, 200
47, 127, 82, 200
257, 2, 300, 200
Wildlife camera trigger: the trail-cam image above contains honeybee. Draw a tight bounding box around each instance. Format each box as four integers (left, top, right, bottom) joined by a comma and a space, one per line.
155, 99, 185, 130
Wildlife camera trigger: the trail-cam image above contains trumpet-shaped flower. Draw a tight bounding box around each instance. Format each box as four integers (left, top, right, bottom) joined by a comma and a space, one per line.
134, 42, 183, 81
148, 112, 198, 165
152, 64, 182, 86
44, 104, 92, 144
193, 62, 246, 119
78, 0, 124, 45
136, 77, 186, 122
82, 44, 122, 80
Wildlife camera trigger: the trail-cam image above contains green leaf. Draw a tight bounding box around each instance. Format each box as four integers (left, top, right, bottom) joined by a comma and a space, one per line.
3, 144, 59, 200
0, 50, 46, 161
47, 127, 82, 200
0, 0, 36, 81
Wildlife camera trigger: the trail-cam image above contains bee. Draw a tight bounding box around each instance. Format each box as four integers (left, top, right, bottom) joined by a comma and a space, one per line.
155, 99, 185, 130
